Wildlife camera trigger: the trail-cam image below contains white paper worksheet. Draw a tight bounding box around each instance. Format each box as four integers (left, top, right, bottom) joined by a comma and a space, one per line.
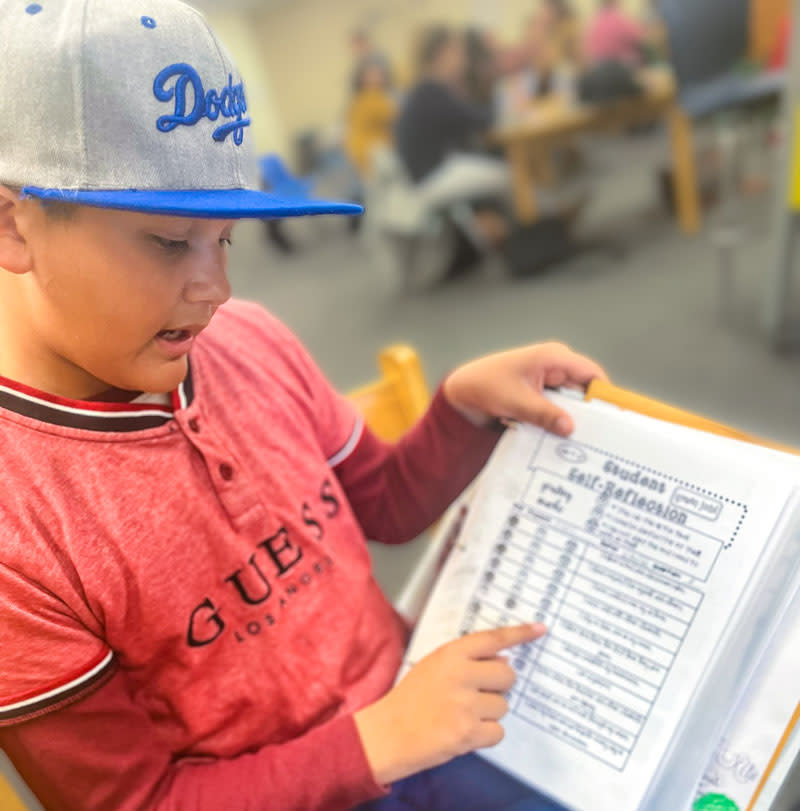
404, 395, 800, 811
697, 588, 800, 809
589, 405, 800, 810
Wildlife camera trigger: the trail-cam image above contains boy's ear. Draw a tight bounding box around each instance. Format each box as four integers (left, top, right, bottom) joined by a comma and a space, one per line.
0, 185, 35, 275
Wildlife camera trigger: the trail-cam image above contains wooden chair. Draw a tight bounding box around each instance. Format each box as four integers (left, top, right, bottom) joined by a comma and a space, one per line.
0, 756, 38, 811
655, 0, 784, 120
347, 344, 430, 441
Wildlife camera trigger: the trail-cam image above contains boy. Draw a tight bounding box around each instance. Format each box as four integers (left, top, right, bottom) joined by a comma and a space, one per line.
0, 1, 606, 808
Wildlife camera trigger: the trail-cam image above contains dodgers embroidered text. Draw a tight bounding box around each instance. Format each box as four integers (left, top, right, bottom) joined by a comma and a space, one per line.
153, 63, 250, 145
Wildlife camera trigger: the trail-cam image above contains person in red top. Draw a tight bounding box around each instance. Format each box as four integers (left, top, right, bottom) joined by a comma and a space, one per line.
584, 0, 648, 67
0, 1, 606, 809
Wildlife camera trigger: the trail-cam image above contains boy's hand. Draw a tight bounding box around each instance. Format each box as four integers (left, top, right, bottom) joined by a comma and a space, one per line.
354, 623, 546, 786
443, 343, 607, 437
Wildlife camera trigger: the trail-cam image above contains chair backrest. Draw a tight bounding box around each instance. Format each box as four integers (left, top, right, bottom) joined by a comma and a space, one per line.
655, 0, 749, 88
0, 775, 27, 811
0, 754, 40, 811
348, 345, 430, 441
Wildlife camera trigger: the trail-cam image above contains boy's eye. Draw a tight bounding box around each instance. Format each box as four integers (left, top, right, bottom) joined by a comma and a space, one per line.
152, 235, 189, 252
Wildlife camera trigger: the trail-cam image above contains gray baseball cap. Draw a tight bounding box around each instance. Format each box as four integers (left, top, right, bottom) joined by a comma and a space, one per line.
0, 0, 362, 219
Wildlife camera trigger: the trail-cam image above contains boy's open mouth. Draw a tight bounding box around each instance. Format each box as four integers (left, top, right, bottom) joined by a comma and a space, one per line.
157, 329, 192, 343
154, 323, 210, 355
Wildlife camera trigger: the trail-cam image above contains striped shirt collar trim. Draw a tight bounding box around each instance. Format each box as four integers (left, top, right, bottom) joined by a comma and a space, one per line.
0, 364, 195, 432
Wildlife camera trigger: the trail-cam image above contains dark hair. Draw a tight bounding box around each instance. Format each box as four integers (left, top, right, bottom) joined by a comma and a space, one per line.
40, 199, 78, 220
464, 28, 495, 104
4, 185, 77, 220
417, 26, 457, 74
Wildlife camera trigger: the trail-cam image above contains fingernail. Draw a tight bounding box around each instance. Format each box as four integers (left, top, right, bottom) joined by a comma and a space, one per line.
555, 416, 571, 435
529, 623, 548, 635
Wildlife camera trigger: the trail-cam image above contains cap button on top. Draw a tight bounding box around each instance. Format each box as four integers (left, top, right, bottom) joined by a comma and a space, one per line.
219, 463, 234, 482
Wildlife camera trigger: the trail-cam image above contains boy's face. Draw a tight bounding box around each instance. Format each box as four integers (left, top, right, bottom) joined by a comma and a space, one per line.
1, 199, 234, 399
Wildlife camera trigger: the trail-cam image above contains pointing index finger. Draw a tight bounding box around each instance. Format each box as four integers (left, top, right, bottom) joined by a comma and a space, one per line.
460, 623, 547, 659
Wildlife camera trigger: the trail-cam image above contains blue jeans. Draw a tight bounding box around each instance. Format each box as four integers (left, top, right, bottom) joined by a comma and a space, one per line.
355, 753, 567, 811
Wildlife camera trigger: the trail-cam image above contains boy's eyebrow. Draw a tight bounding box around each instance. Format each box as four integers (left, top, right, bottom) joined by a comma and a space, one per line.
139, 218, 238, 238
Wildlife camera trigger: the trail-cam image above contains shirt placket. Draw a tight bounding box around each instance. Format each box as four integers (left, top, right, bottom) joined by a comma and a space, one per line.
175, 409, 267, 533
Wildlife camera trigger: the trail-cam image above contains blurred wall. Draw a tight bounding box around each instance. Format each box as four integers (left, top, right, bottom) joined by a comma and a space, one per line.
251, 0, 649, 146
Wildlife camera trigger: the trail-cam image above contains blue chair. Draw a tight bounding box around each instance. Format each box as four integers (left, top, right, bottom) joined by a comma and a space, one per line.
655, 0, 784, 119
258, 154, 315, 199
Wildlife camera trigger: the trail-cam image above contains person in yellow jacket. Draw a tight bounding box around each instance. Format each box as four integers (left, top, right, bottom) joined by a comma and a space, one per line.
346, 61, 397, 177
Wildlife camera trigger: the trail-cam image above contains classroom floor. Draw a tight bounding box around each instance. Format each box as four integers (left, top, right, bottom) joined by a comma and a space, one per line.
231, 132, 800, 446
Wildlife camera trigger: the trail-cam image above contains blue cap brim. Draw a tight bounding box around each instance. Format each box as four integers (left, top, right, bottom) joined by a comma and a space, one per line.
21, 187, 363, 219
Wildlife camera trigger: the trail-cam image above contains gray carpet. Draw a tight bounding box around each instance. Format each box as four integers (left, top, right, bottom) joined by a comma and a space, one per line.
229, 183, 800, 444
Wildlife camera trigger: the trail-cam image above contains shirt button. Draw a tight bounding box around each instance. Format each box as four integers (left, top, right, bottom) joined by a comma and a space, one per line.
188, 417, 200, 433
219, 463, 234, 481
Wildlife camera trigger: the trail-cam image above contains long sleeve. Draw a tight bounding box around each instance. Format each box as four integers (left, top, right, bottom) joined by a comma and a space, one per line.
0, 670, 385, 811
238, 307, 503, 545
334, 386, 502, 544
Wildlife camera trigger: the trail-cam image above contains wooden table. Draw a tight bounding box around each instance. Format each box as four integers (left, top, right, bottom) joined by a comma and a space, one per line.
490, 68, 701, 234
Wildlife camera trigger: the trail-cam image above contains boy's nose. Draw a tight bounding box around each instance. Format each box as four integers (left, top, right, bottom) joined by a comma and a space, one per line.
184, 251, 232, 308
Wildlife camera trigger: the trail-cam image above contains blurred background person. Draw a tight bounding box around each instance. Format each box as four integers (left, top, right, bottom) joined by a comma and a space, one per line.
394, 26, 510, 251
346, 60, 397, 178
527, 0, 581, 96
392, 25, 589, 281
464, 27, 502, 106
395, 26, 495, 186
495, 0, 580, 121
583, 0, 652, 68
350, 27, 393, 94
382, 25, 508, 282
